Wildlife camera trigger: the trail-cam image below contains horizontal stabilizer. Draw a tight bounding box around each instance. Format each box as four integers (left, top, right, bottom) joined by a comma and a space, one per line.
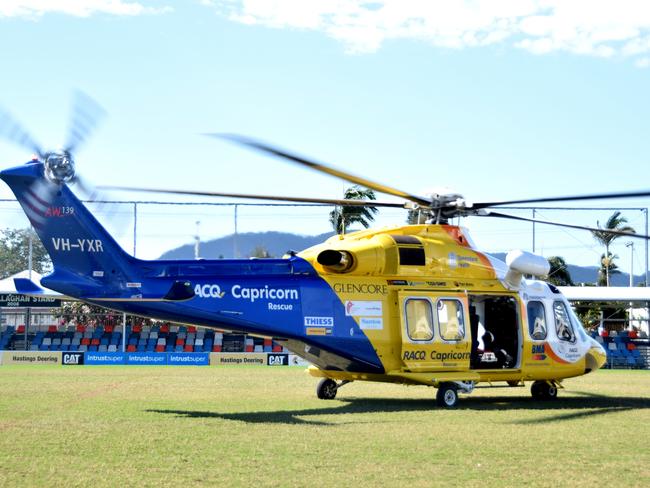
13, 278, 66, 298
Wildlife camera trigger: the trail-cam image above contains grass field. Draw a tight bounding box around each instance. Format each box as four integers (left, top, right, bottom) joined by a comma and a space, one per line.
0, 366, 649, 488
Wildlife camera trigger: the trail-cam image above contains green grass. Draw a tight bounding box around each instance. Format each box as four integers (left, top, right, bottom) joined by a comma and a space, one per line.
0, 366, 649, 487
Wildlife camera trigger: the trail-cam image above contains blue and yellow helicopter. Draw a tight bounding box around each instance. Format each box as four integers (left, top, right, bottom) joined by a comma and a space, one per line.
1, 99, 648, 407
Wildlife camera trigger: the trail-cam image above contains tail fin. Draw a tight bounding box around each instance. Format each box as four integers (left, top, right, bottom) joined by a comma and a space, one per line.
1, 161, 134, 294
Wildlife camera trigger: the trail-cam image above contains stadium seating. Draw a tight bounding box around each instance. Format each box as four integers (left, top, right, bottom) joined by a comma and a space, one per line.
0, 322, 294, 358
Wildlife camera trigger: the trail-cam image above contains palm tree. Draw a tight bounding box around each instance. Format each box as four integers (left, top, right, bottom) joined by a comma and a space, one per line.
547, 256, 573, 286
590, 211, 635, 286
598, 252, 621, 286
329, 185, 378, 234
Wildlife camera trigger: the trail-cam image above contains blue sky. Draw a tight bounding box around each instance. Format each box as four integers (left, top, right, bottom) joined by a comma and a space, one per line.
0, 1, 649, 280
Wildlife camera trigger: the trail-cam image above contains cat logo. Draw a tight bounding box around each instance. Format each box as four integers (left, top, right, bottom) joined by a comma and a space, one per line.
267, 354, 288, 366
62, 352, 85, 365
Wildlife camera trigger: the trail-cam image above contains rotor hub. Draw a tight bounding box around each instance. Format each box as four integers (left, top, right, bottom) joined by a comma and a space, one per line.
44, 151, 76, 184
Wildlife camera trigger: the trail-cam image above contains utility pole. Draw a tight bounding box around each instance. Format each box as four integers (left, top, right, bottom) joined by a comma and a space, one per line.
626, 241, 634, 287
532, 209, 536, 253
626, 241, 634, 331
233, 204, 239, 258
194, 221, 201, 260
28, 227, 33, 280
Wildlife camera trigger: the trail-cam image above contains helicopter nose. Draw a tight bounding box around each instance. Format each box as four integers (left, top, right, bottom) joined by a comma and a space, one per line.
585, 339, 607, 373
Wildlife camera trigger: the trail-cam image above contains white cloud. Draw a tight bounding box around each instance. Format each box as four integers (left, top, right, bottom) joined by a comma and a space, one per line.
635, 57, 650, 68
209, 0, 650, 64
0, 1, 171, 18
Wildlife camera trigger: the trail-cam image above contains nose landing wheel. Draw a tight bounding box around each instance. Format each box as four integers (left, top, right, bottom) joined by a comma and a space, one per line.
531, 380, 558, 400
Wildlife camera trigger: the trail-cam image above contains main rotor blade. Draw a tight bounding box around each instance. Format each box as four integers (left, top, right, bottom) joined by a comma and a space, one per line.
0, 108, 44, 158
482, 211, 650, 239
473, 189, 650, 209
99, 185, 408, 208
208, 134, 432, 207
64, 91, 106, 154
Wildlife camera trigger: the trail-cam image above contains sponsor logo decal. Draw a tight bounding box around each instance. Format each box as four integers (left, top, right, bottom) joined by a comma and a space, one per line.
344, 300, 383, 317
306, 327, 331, 336
359, 317, 383, 330
531, 344, 547, 360
92, 271, 104, 278
304, 316, 334, 327
333, 283, 388, 295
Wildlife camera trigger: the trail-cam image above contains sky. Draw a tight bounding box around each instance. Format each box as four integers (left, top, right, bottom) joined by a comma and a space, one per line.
0, 0, 649, 281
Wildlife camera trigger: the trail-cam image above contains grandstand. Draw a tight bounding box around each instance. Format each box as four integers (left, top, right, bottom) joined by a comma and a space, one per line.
0, 322, 289, 354
593, 330, 650, 369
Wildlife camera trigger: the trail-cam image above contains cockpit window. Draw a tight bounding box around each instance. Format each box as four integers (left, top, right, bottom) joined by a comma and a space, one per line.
553, 301, 576, 343
527, 301, 547, 340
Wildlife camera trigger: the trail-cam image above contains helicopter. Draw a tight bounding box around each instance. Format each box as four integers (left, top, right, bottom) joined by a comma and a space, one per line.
1, 97, 649, 407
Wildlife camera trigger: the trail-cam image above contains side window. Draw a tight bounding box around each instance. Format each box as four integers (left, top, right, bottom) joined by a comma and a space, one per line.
553, 301, 576, 343
437, 299, 465, 341
405, 299, 434, 341
527, 301, 547, 340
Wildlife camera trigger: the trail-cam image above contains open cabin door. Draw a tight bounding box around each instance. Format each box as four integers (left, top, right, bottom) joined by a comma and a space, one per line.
398, 291, 471, 372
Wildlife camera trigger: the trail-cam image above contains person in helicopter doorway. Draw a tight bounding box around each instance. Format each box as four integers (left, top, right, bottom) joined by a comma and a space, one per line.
481, 328, 514, 368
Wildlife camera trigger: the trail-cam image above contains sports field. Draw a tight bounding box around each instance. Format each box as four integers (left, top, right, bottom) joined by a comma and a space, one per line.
0, 366, 648, 487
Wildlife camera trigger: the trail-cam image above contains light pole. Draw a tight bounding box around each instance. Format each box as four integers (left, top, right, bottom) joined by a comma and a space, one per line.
626, 241, 634, 331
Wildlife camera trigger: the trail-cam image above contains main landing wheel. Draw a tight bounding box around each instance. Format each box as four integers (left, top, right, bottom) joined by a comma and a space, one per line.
436, 383, 459, 408
531, 381, 558, 401
316, 378, 338, 400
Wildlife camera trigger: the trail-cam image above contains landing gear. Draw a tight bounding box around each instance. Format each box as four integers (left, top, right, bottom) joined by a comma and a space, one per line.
316, 379, 350, 400
531, 380, 558, 400
436, 383, 459, 408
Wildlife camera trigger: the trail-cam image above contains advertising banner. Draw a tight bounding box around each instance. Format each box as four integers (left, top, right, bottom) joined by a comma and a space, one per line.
289, 354, 311, 366
2, 351, 60, 365
266, 353, 289, 366
62, 352, 85, 365
210, 353, 267, 366
85, 352, 126, 365
126, 352, 166, 365
168, 352, 209, 366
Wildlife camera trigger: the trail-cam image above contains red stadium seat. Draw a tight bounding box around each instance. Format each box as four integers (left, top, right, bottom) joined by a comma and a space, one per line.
245, 345, 254, 352
76, 324, 86, 332
212, 345, 222, 352
272, 346, 282, 353
155, 345, 165, 352
104, 325, 114, 333
188, 326, 197, 333
160, 324, 170, 333
264, 339, 272, 347
91, 338, 100, 346
184, 345, 193, 352
48, 325, 58, 333
176, 339, 184, 346
133, 324, 142, 333
127, 344, 136, 352
81, 338, 91, 345
17, 325, 25, 333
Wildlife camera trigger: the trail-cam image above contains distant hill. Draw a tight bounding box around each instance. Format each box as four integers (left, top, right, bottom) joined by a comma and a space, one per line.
160, 233, 644, 286
159, 231, 334, 260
